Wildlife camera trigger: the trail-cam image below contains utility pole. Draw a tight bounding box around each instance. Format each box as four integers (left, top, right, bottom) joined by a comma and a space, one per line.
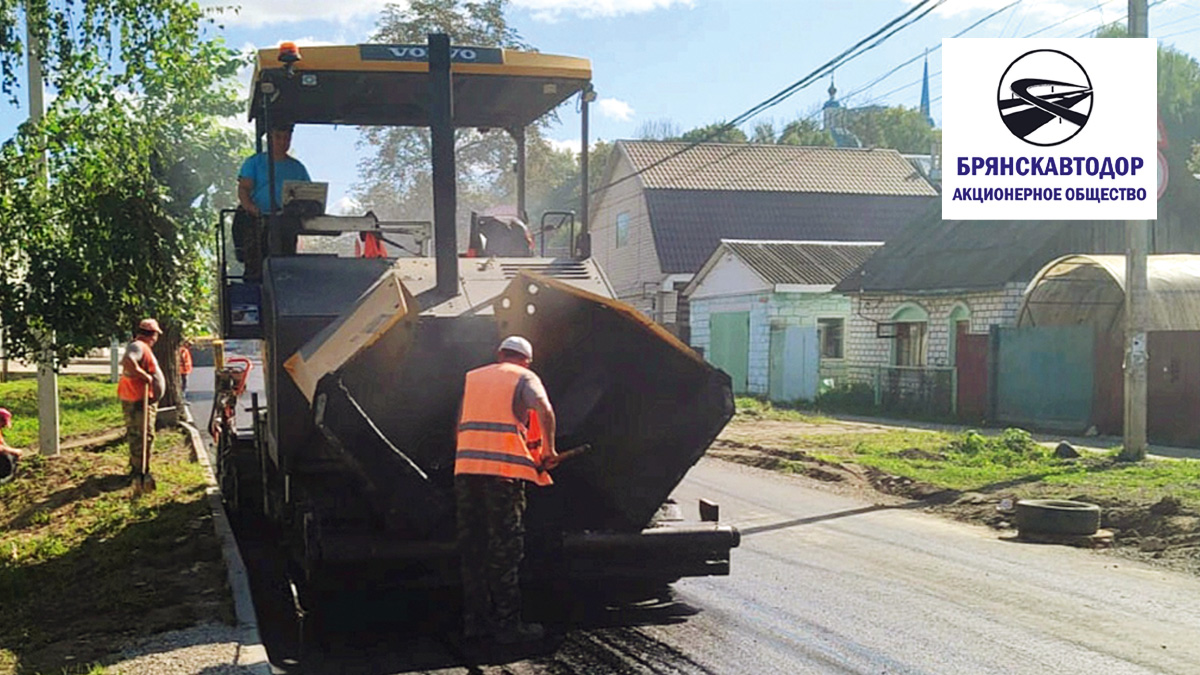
1121, 0, 1149, 461
27, 7, 61, 456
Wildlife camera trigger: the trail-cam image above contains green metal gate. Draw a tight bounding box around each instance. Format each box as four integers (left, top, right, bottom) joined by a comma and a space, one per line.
995, 325, 1095, 432
769, 325, 818, 402
710, 311, 750, 394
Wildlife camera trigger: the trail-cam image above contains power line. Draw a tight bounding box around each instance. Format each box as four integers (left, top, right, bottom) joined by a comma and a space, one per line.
1023, 0, 1122, 37
789, 1, 1017, 124
1067, 0, 1171, 37
840, 0, 1022, 105
868, 0, 1170, 116
851, 0, 1177, 121
591, 0, 944, 196
860, 70, 942, 109
1160, 22, 1200, 37
1148, 7, 1200, 30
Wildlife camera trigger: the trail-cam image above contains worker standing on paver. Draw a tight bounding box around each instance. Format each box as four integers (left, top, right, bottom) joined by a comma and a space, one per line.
118, 319, 166, 479
234, 119, 310, 278
454, 335, 559, 644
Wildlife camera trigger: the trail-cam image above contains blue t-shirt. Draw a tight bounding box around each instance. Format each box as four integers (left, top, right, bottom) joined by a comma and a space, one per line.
238, 153, 311, 214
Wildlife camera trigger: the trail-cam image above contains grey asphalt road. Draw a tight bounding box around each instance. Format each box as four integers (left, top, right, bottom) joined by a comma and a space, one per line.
659, 459, 1200, 674
184, 359, 1200, 674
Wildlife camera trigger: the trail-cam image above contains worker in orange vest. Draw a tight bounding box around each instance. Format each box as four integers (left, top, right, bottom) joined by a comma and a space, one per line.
118, 319, 166, 479
179, 339, 194, 395
454, 335, 558, 644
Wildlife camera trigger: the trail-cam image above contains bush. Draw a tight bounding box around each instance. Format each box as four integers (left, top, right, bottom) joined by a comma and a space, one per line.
815, 382, 876, 413
950, 428, 1046, 467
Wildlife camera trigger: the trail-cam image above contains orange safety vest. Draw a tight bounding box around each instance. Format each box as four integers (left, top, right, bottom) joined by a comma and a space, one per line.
179, 346, 193, 375
355, 232, 388, 258
455, 362, 551, 486
117, 341, 160, 403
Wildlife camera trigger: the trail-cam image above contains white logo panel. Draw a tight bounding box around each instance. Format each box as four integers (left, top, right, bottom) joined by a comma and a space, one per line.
942, 38, 1156, 221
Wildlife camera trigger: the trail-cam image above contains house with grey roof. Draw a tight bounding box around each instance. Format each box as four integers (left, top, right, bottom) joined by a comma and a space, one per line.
831, 219, 1151, 419
684, 240, 881, 400
590, 141, 938, 340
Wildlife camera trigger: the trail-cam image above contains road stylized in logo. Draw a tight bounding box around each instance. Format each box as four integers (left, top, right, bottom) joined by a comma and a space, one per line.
997, 49, 1093, 146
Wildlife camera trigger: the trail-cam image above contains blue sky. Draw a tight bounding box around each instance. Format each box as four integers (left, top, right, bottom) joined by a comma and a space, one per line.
2, 0, 1198, 210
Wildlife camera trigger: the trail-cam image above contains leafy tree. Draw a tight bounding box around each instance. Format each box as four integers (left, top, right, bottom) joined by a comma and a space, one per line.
677, 121, 748, 144
842, 105, 938, 154
777, 117, 835, 147
1095, 23, 1200, 226
0, 1, 246, 407
355, 0, 582, 228
1155, 47, 1200, 215
750, 121, 778, 144
672, 116, 830, 147
547, 141, 614, 212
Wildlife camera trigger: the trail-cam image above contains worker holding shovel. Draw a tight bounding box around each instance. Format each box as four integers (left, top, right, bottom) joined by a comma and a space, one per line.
117, 319, 166, 492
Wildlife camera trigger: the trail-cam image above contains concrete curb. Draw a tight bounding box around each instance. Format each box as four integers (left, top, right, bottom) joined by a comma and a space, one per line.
181, 418, 273, 674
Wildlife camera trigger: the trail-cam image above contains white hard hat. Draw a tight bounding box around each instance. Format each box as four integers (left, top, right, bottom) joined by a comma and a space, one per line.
498, 335, 533, 361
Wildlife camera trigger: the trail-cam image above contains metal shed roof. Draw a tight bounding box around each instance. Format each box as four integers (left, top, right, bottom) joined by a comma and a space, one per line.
684, 239, 883, 297
1019, 254, 1200, 331
722, 240, 883, 285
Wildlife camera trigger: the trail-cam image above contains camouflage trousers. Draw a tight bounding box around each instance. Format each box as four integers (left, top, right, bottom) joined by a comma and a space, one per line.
121, 399, 157, 474
455, 474, 527, 633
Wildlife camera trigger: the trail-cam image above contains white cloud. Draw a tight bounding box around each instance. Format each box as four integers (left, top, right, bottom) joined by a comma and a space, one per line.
546, 138, 583, 154
513, 0, 693, 21
333, 195, 362, 215
596, 98, 634, 122
201, 0, 391, 27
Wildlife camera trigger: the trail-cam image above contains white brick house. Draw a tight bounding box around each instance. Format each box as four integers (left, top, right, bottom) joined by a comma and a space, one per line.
833, 219, 1132, 416
684, 240, 881, 400
843, 285, 1026, 373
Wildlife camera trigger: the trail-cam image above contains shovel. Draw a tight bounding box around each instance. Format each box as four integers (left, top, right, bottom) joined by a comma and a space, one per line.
133, 387, 157, 495
539, 443, 592, 472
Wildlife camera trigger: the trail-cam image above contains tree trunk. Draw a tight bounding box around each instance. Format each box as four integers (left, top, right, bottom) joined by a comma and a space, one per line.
153, 324, 183, 410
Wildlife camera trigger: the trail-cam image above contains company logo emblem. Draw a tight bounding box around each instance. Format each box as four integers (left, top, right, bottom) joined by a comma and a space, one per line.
996, 49, 1093, 146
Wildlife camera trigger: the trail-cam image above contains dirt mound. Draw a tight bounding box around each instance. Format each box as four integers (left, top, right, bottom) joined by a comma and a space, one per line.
709, 438, 859, 483
894, 447, 948, 462
865, 467, 959, 502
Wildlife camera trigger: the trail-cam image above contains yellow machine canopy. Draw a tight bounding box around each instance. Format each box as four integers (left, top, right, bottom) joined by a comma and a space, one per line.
249, 44, 592, 129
